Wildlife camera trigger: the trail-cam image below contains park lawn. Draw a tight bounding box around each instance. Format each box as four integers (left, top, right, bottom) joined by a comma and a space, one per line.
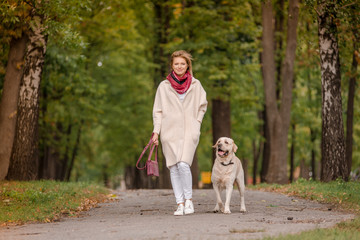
249, 179, 360, 240
0, 181, 110, 226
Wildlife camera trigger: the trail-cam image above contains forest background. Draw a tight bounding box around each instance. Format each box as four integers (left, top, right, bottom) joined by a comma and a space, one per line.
0, 0, 359, 189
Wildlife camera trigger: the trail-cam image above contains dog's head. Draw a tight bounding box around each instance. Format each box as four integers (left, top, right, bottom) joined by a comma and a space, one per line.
212, 137, 238, 159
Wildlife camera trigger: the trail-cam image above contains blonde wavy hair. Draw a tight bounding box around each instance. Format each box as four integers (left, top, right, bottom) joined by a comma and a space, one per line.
170, 50, 193, 76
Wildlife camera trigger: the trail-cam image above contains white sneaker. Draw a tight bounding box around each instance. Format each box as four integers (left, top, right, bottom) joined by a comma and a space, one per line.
174, 204, 184, 216
184, 199, 194, 215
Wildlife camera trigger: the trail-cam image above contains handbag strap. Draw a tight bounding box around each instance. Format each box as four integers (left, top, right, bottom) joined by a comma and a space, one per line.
136, 134, 158, 170
147, 143, 158, 163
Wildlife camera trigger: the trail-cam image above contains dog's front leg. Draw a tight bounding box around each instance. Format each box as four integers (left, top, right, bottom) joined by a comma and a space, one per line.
236, 174, 246, 213
213, 184, 224, 213
224, 184, 233, 214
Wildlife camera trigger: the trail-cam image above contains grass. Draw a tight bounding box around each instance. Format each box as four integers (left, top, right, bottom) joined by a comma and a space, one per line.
249, 178, 360, 240
0, 180, 110, 226
229, 228, 265, 234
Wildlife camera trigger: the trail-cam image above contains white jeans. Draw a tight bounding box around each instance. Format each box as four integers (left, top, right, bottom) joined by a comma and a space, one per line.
169, 162, 192, 204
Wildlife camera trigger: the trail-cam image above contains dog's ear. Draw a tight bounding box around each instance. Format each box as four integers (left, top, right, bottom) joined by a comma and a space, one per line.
212, 140, 219, 149
233, 142, 238, 153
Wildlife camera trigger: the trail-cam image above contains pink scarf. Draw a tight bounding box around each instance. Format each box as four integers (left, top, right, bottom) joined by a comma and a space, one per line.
166, 71, 192, 94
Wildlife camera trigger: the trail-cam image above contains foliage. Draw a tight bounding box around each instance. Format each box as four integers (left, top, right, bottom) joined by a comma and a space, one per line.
39, 40, 106, 180
337, 0, 360, 171
167, 0, 262, 170
0, 180, 109, 225
71, 0, 155, 182
0, 0, 87, 97
290, 1, 322, 177
284, 0, 360, 178
36, 0, 155, 183
0, 0, 86, 49
0, 0, 360, 184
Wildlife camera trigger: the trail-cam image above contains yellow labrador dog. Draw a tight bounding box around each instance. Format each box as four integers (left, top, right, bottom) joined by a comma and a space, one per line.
211, 137, 246, 214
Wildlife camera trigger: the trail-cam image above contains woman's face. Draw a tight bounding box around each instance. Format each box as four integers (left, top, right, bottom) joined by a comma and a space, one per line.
172, 57, 188, 77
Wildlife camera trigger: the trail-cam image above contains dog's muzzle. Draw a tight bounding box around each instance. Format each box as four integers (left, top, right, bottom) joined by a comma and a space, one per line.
217, 147, 229, 157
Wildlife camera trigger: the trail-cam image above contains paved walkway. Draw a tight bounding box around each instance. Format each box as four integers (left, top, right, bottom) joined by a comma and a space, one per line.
0, 189, 355, 240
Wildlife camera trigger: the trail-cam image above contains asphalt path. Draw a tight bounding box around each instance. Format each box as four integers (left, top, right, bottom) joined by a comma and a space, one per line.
0, 189, 355, 240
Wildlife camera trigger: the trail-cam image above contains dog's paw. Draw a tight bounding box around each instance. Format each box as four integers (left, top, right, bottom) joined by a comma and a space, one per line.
213, 204, 220, 213
224, 208, 231, 214
220, 207, 225, 213
240, 208, 246, 213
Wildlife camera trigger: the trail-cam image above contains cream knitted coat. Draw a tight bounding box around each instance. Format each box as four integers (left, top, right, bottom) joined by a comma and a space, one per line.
153, 78, 208, 168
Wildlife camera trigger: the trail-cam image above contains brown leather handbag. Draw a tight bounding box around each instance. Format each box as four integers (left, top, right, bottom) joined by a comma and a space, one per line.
136, 135, 159, 177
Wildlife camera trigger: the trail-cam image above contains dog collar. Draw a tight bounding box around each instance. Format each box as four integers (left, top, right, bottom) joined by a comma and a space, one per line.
221, 160, 234, 166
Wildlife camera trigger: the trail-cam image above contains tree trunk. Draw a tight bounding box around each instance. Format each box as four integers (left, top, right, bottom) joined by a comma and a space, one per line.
260, 108, 270, 183
102, 164, 111, 188
345, 37, 358, 177
275, 0, 285, 100
252, 110, 264, 185
152, 0, 172, 189
153, 0, 170, 86
38, 82, 47, 180
65, 123, 82, 181
300, 159, 309, 179
289, 124, 295, 182
60, 124, 73, 180
317, 1, 348, 182
39, 123, 69, 180
261, 0, 299, 184
307, 29, 318, 181
261, 0, 279, 183
257, 10, 268, 185
6, 15, 47, 181
252, 140, 259, 185
125, 166, 137, 189
243, 158, 248, 185
212, 99, 231, 162
41, 145, 62, 180
310, 128, 317, 180
191, 153, 199, 189
0, 35, 27, 180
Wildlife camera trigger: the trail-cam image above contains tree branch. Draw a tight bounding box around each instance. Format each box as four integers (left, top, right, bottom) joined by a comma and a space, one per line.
314, 6, 321, 16
341, 2, 357, 9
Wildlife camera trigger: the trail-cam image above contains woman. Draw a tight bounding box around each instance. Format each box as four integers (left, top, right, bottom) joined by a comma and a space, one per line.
152, 50, 207, 216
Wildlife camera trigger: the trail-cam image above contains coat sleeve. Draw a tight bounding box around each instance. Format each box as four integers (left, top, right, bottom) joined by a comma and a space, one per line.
196, 83, 208, 123
152, 85, 163, 134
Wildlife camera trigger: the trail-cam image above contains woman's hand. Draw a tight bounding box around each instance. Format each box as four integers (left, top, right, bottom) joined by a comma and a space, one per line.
152, 133, 159, 146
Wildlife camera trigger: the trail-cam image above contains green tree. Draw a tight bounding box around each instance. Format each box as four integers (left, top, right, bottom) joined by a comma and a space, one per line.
342, 2, 360, 177
67, 0, 155, 186
0, 0, 88, 180
168, 1, 261, 172
7, 2, 48, 180
316, 0, 348, 182
0, 1, 31, 180
261, 0, 300, 184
